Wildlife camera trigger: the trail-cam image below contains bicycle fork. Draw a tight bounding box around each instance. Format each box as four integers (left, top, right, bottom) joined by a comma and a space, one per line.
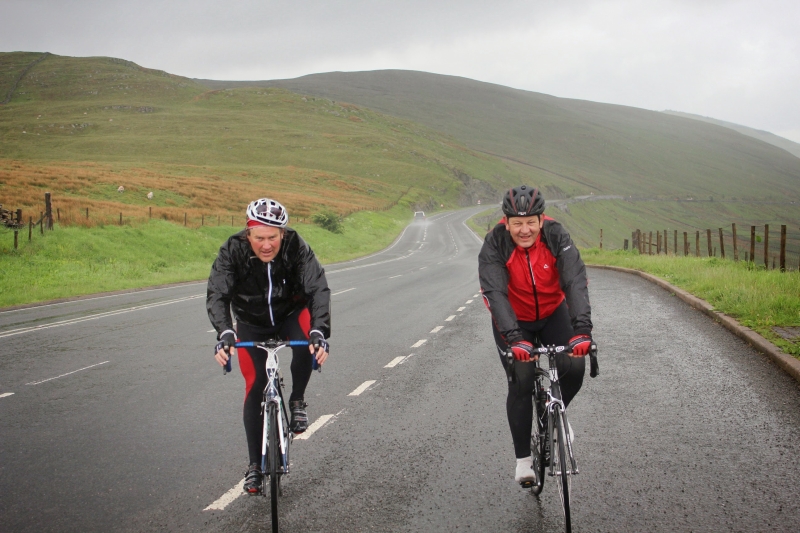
546, 398, 579, 477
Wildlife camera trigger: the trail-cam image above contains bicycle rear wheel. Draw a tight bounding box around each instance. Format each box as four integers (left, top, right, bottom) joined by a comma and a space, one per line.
529, 394, 546, 495
267, 403, 280, 533
553, 410, 572, 533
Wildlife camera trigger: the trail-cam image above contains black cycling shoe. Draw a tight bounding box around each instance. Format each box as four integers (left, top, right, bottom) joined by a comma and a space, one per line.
289, 400, 309, 433
243, 463, 262, 494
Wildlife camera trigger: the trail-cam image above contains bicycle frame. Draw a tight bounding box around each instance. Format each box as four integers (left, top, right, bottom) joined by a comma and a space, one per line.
236, 340, 309, 478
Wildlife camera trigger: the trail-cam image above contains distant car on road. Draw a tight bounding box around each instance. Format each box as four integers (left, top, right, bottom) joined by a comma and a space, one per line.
414, 211, 426, 219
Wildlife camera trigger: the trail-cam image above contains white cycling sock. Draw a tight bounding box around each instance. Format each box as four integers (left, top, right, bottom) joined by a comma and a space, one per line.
515, 456, 535, 482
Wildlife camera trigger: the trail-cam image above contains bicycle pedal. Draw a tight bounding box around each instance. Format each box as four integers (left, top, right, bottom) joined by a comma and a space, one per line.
519, 480, 534, 489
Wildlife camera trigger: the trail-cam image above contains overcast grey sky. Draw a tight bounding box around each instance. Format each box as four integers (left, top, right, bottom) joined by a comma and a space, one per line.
3, 0, 799, 142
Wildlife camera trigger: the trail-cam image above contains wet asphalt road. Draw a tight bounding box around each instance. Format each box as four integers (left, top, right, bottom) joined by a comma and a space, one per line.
2, 208, 800, 532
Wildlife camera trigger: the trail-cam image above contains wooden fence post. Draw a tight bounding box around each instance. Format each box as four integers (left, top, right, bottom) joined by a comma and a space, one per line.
649, 231, 653, 255
29, 216, 33, 241
624, 239, 629, 250
732, 223, 738, 261
663, 230, 667, 254
45, 192, 53, 230
231, 215, 234, 226
683, 232, 688, 256
40, 213, 44, 235
780, 225, 786, 272
657, 232, 661, 254
184, 213, 187, 226
763, 224, 769, 269
119, 213, 123, 225
750, 226, 756, 264
149, 206, 152, 219
218, 215, 220, 226
201, 215, 204, 226
674, 230, 678, 255
718, 228, 725, 259
599, 229, 603, 250
86, 207, 89, 219
14, 230, 18, 249
695, 231, 700, 257
706, 229, 712, 257
16, 209, 22, 224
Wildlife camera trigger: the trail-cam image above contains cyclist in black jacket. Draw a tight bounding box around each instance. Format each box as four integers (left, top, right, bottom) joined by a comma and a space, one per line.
207, 198, 331, 494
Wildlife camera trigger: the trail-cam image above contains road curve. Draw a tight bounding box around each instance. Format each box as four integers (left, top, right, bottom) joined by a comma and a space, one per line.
1, 208, 799, 532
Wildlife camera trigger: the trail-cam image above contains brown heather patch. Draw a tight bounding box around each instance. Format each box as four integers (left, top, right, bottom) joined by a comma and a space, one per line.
0, 159, 400, 227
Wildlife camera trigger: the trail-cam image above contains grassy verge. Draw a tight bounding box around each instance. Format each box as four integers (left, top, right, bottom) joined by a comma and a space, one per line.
0, 206, 411, 308
583, 249, 800, 358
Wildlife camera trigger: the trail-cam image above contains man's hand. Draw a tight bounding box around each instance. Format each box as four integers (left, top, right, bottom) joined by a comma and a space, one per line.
309, 330, 329, 366
568, 334, 592, 357
510, 340, 537, 362
214, 331, 236, 367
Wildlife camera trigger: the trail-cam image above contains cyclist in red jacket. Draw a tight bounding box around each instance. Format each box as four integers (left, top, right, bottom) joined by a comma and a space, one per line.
478, 185, 593, 486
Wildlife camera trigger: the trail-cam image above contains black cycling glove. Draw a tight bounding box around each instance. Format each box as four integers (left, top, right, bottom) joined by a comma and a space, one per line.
215, 330, 236, 355
309, 330, 329, 353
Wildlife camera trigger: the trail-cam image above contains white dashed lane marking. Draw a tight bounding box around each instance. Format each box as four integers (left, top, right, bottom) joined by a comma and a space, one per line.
411, 339, 427, 348
0, 393, 14, 399
204, 479, 245, 511
457, 307, 465, 311
445, 315, 456, 322
385, 356, 407, 368
26, 361, 109, 386
473, 294, 479, 297
430, 326, 443, 333
348, 380, 377, 396
332, 288, 356, 296
466, 300, 473, 304
295, 413, 336, 440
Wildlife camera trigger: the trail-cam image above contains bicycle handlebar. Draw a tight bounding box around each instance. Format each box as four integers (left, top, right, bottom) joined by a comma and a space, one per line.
504, 343, 599, 381
220, 340, 317, 374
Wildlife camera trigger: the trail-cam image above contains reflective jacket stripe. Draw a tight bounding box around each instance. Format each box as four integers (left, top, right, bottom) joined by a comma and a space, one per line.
267, 262, 275, 326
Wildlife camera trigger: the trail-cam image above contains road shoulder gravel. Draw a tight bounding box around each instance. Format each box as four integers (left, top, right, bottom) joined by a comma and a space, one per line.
588, 264, 800, 384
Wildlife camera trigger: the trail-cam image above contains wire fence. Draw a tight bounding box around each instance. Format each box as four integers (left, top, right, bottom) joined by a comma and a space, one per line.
620, 223, 800, 272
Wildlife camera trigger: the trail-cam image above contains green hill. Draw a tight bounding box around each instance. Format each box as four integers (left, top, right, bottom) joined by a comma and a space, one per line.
0, 53, 524, 224
198, 70, 800, 201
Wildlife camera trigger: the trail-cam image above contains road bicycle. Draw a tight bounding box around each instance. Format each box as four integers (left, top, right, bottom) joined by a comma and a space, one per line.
232, 339, 316, 533
505, 339, 599, 533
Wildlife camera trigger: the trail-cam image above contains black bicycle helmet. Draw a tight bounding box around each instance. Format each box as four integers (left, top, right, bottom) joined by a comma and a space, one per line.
502, 185, 545, 217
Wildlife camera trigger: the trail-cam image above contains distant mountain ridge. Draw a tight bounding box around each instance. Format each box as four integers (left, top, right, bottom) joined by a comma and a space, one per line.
662, 110, 800, 160
197, 70, 800, 201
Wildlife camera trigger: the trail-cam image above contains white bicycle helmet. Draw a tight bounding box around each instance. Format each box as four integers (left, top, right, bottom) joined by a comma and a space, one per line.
246, 198, 289, 228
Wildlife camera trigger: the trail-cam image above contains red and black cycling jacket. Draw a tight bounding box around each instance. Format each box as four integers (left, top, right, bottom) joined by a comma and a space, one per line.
478, 216, 592, 345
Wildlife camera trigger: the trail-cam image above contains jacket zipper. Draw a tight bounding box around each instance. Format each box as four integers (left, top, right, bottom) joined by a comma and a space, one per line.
524, 249, 540, 321
267, 262, 275, 326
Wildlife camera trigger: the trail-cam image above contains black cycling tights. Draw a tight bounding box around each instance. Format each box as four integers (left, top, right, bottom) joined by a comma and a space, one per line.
492, 301, 585, 459
236, 308, 313, 465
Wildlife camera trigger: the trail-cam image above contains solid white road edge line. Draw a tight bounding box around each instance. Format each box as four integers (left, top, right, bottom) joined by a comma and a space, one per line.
430, 326, 443, 333
0, 392, 14, 399
0, 294, 204, 339
332, 288, 356, 296
295, 413, 336, 440
26, 361, 110, 386
348, 380, 377, 396
445, 315, 456, 322
411, 339, 427, 348
384, 356, 407, 368
389, 275, 402, 279
204, 479, 245, 511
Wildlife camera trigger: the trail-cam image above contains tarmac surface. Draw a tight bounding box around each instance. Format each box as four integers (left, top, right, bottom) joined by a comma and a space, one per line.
2, 207, 799, 532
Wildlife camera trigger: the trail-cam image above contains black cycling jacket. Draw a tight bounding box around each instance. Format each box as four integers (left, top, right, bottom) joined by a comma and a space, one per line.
206, 228, 331, 339
479, 218, 592, 344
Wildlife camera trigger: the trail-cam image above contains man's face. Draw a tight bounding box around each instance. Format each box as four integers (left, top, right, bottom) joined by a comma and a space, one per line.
505, 215, 542, 249
247, 225, 283, 262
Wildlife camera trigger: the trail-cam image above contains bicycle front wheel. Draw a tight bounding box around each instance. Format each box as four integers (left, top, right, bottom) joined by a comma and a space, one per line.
554, 410, 571, 533
268, 403, 280, 533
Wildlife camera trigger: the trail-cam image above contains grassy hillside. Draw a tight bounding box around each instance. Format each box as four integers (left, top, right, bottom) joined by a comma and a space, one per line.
201, 70, 800, 201
1, 53, 526, 225
663, 110, 800, 160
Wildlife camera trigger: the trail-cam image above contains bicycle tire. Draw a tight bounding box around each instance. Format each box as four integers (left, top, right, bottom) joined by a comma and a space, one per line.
268, 403, 280, 533
554, 410, 572, 533
529, 394, 546, 495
